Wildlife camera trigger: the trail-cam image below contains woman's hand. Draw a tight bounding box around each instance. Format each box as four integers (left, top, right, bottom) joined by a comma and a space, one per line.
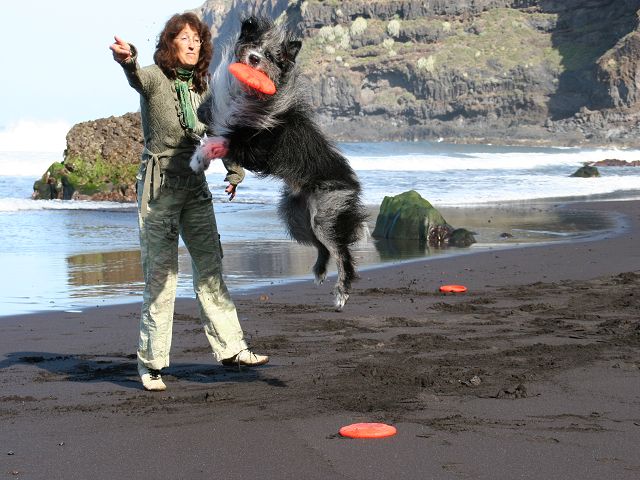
225, 184, 237, 201
110, 35, 132, 63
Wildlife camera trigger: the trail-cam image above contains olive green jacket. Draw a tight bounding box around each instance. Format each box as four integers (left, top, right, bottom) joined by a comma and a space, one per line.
120, 45, 244, 184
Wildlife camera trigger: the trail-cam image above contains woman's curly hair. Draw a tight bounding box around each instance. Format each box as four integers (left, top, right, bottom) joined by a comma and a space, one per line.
154, 12, 212, 94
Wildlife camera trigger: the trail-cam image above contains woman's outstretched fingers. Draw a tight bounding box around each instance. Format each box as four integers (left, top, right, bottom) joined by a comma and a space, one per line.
110, 35, 131, 62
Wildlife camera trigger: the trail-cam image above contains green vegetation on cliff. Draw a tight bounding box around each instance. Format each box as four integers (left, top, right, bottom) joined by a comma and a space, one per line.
299, 9, 562, 75
432, 9, 562, 75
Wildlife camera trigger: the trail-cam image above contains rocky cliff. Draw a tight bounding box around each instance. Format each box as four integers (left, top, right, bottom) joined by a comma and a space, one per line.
197, 0, 640, 146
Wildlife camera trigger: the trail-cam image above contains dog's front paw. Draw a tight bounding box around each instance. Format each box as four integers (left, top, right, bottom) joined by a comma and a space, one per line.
190, 146, 210, 173
190, 137, 229, 173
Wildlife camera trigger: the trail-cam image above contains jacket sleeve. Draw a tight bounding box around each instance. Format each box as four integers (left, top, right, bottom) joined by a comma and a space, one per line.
222, 159, 246, 186
119, 44, 155, 96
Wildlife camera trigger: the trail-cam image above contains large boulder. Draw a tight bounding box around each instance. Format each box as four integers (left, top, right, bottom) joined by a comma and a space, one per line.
32, 113, 142, 201
372, 190, 475, 247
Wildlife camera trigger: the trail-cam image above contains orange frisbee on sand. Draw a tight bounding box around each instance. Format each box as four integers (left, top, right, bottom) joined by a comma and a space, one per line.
439, 284, 468, 293
228, 62, 277, 95
339, 423, 397, 439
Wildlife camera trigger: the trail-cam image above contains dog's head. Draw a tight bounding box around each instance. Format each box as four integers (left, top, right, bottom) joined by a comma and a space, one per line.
234, 16, 302, 87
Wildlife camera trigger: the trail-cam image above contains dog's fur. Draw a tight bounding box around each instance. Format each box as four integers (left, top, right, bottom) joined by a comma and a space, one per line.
191, 16, 366, 310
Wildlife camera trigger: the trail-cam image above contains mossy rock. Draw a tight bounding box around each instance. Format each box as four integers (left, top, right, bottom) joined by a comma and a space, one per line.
32, 113, 141, 201
372, 190, 451, 242
570, 165, 600, 177
33, 155, 137, 201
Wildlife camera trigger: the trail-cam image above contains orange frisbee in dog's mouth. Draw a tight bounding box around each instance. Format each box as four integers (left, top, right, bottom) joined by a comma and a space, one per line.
228, 62, 276, 95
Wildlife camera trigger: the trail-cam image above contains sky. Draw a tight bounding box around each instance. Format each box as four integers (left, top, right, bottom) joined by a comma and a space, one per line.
0, 0, 204, 151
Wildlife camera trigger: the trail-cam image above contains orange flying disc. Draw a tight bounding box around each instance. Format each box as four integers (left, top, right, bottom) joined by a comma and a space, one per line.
339, 423, 397, 439
439, 284, 468, 293
228, 62, 276, 95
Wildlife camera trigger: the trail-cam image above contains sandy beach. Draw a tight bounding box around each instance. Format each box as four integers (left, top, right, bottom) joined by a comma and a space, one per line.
1, 199, 639, 479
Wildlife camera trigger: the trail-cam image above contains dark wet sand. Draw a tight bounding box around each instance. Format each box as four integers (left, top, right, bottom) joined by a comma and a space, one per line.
1, 200, 639, 479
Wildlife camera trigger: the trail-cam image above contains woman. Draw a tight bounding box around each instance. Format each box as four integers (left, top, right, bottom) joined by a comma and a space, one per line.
110, 12, 268, 392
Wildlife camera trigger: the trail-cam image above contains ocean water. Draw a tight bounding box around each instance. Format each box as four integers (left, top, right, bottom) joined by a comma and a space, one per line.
1, 141, 639, 316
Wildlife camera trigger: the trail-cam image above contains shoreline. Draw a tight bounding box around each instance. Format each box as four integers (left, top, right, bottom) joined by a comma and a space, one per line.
1, 198, 639, 479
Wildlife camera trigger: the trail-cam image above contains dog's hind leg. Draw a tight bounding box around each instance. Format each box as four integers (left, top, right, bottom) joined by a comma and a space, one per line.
318, 242, 353, 311
278, 189, 329, 285
331, 243, 356, 311
308, 194, 359, 311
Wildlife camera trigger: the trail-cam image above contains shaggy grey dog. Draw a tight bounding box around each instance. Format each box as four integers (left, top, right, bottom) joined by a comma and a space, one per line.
192, 16, 366, 310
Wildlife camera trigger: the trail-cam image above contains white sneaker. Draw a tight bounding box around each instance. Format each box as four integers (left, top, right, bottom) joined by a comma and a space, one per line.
221, 349, 269, 367
138, 363, 167, 391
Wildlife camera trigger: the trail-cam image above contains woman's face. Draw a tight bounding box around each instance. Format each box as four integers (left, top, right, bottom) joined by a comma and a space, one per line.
173, 25, 201, 67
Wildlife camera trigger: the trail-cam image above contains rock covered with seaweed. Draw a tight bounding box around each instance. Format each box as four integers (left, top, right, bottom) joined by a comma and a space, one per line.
372, 190, 476, 247
32, 113, 142, 201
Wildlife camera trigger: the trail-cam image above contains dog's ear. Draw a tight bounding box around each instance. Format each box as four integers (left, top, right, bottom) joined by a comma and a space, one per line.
286, 40, 302, 62
240, 16, 261, 42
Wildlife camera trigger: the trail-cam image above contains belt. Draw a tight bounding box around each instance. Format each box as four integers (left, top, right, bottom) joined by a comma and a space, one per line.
140, 146, 202, 219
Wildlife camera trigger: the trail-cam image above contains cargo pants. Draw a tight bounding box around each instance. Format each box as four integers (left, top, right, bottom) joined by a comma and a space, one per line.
136, 171, 247, 371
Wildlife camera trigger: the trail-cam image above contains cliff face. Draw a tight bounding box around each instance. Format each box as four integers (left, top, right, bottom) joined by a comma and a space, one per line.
598, 29, 640, 108
197, 0, 640, 146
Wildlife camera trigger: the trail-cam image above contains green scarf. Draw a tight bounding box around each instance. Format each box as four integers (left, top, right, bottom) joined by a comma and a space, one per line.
175, 67, 196, 131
